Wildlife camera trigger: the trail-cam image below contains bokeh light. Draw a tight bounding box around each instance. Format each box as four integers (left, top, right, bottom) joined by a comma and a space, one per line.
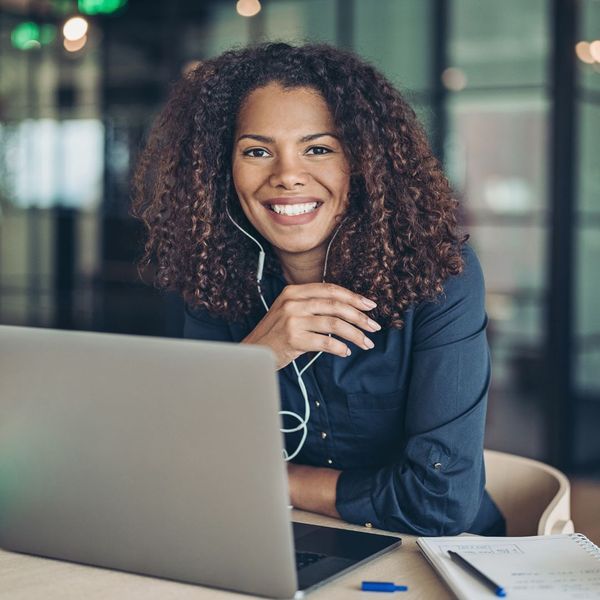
236, 0, 261, 18
64, 34, 88, 52
442, 67, 468, 91
576, 41, 595, 64
63, 16, 89, 42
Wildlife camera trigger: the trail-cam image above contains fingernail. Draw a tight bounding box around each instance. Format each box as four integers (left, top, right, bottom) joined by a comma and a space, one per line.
362, 298, 377, 308
346, 348, 352, 356
368, 318, 381, 331
364, 336, 375, 349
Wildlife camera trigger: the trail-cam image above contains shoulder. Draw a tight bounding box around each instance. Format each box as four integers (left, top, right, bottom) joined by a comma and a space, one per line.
440, 243, 486, 304
412, 244, 487, 347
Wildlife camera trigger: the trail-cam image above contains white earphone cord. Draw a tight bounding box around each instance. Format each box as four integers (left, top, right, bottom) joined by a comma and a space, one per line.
225, 204, 346, 461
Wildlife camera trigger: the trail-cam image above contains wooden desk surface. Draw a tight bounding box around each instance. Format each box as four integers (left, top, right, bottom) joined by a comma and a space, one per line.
0, 510, 451, 599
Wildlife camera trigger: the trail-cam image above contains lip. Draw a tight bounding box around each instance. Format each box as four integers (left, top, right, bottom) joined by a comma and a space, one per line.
261, 197, 323, 206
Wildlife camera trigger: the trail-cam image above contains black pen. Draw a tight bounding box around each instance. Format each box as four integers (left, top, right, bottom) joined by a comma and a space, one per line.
447, 550, 507, 597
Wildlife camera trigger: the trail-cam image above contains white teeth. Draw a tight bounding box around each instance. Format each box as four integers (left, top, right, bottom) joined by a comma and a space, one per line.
270, 202, 319, 216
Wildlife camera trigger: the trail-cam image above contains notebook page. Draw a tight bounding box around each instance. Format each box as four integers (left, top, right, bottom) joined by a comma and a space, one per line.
418, 534, 600, 600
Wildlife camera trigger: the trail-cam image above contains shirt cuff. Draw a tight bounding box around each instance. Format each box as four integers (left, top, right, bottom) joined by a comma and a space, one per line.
335, 468, 380, 529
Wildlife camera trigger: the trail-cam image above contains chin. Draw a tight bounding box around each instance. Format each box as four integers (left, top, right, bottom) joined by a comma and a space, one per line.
273, 241, 322, 254
270, 234, 326, 252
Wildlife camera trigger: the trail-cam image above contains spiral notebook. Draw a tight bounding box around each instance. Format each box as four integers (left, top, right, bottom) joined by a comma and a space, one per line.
417, 533, 600, 600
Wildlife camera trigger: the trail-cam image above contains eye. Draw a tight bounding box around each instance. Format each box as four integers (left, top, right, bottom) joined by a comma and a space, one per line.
306, 146, 332, 155
242, 148, 270, 158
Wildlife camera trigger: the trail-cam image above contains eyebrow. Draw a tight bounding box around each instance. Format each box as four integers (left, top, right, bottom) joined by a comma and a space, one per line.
236, 132, 340, 143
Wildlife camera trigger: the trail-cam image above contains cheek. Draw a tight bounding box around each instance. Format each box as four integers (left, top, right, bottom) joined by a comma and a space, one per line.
319, 159, 350, 196
234, 168, 264, 200
231, 167, 261, 220
326, 171, 350, 199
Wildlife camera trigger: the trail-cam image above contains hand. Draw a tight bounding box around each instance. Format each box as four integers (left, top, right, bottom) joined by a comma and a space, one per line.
241, 282, 381, 370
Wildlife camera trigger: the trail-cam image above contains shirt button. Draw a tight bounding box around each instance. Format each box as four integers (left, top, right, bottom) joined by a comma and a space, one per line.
315, 400, 321, 408
433, 462, 442, 470
321, 432, 327, 439
327, 458, 333, 465
364, 522, 373, 528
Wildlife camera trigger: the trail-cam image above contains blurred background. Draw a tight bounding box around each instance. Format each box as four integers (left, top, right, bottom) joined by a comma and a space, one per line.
0, 0, 598, 536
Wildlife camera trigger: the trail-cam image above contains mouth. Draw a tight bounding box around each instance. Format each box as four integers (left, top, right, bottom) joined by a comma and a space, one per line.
265, 201, 324, 216
263, 200, 324, 225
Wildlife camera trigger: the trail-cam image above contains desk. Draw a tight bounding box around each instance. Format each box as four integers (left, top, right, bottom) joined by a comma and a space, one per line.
0, 510, 452, 599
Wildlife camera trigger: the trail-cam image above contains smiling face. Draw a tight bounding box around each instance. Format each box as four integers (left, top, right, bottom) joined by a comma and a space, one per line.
231, 82, 351, 284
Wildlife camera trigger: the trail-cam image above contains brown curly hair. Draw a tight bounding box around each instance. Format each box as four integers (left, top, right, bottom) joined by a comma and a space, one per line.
131, 41, 466, 328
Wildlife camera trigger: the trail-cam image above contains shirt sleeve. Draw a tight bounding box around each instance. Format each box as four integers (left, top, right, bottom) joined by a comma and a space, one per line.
335, 245, 492, 536
183, 303, 233, 342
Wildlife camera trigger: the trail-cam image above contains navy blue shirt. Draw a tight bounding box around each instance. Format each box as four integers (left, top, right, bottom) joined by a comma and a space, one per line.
183, 244, 505, 536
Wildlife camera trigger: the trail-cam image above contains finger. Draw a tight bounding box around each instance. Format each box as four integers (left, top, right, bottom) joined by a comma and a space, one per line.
302, 330, 353, 358
307, 315, 375, 352
307, 298, 381, 333
282, 282, 377, 311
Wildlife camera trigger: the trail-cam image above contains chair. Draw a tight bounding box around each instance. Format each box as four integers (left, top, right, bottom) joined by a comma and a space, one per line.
483, 449, 575, 536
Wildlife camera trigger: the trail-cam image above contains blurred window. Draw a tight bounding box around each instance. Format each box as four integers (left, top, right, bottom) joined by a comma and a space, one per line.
449, 0, 549, 88
354, 0, 433, 93
263, 0, 336, 44
1, 119, 103, 209
574, 0, 600, 396
445, 0, 550, 458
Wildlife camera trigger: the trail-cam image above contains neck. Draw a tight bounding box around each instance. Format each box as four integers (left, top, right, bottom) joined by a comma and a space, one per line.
274, 218, 346, 285
276, 248, 326, 285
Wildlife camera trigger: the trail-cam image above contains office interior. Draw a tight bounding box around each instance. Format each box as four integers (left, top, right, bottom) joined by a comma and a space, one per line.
0, 0, 598, 542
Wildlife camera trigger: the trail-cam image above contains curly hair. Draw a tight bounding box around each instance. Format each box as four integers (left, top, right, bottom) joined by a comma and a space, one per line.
131, 41, 466, 328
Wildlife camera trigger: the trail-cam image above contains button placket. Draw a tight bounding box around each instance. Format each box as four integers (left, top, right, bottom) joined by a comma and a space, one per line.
304, 356, 336, 467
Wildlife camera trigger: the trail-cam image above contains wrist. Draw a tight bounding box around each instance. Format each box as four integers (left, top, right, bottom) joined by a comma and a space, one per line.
287, 463, 341, 518
240, 335, 286, 370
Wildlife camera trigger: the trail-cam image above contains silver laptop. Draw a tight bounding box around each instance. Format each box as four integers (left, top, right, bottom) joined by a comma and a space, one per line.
0, 325, 401, 599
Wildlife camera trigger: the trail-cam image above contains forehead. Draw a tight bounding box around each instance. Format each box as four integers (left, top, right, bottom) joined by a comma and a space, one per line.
235, 83, 335, 134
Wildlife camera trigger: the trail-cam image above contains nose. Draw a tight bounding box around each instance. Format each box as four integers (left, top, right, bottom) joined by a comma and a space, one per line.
268, 151, 309, 189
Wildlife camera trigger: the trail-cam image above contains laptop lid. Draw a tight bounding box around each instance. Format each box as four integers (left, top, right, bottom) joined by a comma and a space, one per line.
0, 325, 298, 598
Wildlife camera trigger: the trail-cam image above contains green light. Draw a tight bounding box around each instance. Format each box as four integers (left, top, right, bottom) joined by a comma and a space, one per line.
11, 22, 40, 50
78, 0, 127, 14
11, 22, 57, 50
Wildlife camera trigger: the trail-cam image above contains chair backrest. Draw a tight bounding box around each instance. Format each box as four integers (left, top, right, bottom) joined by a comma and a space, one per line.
484, 449, 575, 536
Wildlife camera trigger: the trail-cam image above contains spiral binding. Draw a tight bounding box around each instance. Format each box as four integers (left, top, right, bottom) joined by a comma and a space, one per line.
571, 533, 600, 559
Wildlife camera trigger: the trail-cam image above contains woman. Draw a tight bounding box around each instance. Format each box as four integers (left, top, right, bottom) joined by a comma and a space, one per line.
131, 41, 505, 536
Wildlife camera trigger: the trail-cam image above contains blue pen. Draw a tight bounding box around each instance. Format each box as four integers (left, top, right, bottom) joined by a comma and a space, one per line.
447, 551, 507, 597
361, 581, 408, 592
